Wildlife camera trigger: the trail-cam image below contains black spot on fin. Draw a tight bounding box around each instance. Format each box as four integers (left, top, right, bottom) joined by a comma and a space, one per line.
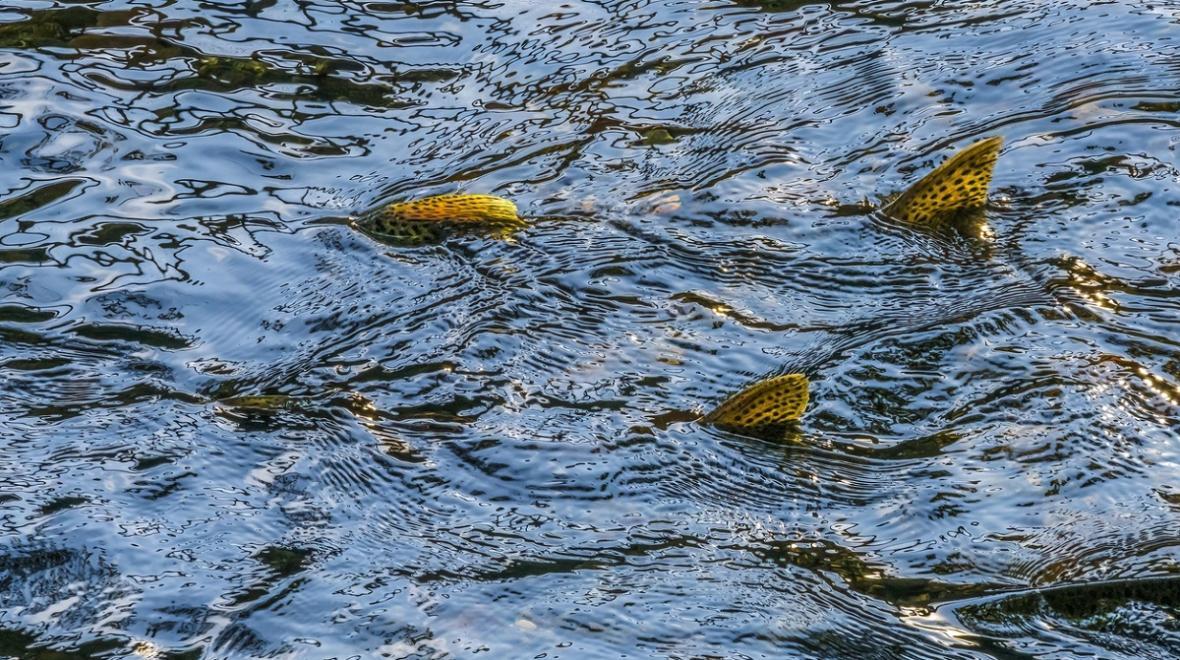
882, 136, 1003, 225
702, 373, 809, 429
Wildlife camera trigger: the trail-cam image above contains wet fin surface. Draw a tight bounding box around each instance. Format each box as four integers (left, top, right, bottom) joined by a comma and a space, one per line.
358, 193, 522, 244
382, 194, 519, 225
702, 373, 810, 428
882, 136, 1003, 225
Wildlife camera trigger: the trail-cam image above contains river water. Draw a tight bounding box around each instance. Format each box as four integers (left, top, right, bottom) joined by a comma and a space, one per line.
1, 1, 1178, 658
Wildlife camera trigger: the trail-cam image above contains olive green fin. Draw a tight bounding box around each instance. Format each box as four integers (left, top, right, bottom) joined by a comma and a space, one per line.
702, 373, 809, 428
882, 136, 1003, 225
356, 218, 448, 246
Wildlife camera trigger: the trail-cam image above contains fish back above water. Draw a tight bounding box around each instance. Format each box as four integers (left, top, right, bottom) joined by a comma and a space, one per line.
384, 194, 520, 224
702, 373, 810, 429
357, 193, 523, 243
882, 136, 1003, 225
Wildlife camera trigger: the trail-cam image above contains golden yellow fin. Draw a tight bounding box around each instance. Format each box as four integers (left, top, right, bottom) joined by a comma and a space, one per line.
385, 194, 519, 225
882, 136, 1003, 225
702, 373, 809, 428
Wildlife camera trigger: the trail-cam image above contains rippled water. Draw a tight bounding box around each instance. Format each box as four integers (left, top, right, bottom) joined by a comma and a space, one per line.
0, 1, 1178, 657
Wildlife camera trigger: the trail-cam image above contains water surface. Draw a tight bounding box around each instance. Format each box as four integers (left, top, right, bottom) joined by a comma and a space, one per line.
1, 0, 1179, 657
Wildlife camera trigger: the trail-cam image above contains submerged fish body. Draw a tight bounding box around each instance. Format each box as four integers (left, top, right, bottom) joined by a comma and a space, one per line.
704, 137, 1004, 432
355, 193, 524, 244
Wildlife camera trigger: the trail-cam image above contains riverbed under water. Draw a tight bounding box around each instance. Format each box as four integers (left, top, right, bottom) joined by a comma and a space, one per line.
1, 1, 1179, 658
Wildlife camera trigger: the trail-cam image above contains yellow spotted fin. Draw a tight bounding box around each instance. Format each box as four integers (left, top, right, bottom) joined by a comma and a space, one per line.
882, 136, 1003, 225
702, 373, 810, 429
359, 193, 523, 243
387, 194, 518, 224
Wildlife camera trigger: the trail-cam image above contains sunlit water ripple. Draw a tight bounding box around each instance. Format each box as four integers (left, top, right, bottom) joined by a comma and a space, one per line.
0, 0, 1178, 658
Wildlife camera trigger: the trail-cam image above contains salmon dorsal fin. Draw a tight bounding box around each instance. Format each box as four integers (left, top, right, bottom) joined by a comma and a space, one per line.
882, 136, 1003, 225
384, 194, 520, 225
702, 373, 810, 428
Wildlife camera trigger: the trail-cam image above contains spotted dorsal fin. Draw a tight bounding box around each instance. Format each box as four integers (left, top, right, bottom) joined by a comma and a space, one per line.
702, 373, 809, 428
882, 136, 1003, 225
384, 194, 520, 225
